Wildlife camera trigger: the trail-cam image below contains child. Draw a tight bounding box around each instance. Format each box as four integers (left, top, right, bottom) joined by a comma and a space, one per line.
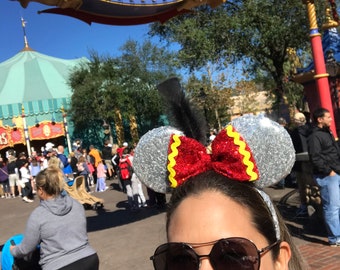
96, 160, 107, 192
77, 156, 91, 192
29, 157, 41, 194
19, 160, 34, 203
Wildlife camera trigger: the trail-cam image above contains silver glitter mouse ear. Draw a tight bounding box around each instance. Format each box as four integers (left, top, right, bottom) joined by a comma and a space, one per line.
228, 114, 295, 188
133, 126, 184, 193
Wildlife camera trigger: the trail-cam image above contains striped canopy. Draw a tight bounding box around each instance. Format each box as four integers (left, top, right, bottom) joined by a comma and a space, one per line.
0, 47, 87, 126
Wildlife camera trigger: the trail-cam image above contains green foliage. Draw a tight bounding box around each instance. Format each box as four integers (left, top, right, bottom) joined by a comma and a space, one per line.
150, 0, 315, 110
68, 41, 180, 146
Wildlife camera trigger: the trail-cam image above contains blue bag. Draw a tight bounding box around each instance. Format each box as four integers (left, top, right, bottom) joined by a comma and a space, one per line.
1, 234, 23, 270
1, 234, 41, 270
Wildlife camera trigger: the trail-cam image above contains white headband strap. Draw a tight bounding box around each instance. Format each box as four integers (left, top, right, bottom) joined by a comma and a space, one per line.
256, 189, 281, 241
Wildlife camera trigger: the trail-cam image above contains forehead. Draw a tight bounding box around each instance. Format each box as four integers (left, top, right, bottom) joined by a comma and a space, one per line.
167, 191, 263, 244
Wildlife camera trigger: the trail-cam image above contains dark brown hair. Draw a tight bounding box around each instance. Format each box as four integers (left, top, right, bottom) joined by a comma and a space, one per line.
312, 107, 329, 123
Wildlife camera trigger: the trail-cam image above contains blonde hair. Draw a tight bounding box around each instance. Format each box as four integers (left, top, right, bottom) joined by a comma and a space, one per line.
48, 156, 61, 169
294, 112, 306, 125
36, 167, 65, 196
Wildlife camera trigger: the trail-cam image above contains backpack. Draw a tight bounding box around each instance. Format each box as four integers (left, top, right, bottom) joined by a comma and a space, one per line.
89, 155, 95, 165
118, 157, 133, 180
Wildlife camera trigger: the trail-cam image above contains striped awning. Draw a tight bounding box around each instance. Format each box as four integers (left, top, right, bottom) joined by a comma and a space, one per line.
0, 97, 69, 120
0, 48, 87, 119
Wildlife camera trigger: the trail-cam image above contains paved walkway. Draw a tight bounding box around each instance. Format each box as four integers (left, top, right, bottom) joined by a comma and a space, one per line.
267, 187, 339, 270
0, 179, 339, 269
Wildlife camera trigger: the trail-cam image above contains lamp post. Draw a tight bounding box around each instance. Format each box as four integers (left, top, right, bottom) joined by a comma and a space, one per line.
21, 105, 31, 156
303, 0, 338, 138
61, 106, 72, 153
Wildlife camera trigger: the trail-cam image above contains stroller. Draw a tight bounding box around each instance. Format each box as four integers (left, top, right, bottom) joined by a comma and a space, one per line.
1, 234, 41, 270
64, 176, 104, 209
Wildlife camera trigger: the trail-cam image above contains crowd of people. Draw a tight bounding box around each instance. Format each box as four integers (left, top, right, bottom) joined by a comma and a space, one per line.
0, 145, 77, 203
0, 140, 166, 211
0, 150, 41, 203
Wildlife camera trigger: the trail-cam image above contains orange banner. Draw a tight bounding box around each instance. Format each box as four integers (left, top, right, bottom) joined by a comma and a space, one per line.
29, 121, 65, 140
0, 126, 25, 151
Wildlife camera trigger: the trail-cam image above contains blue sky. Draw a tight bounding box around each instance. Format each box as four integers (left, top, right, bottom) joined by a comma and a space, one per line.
0, 1, 153, 62
0, 1, 245, 85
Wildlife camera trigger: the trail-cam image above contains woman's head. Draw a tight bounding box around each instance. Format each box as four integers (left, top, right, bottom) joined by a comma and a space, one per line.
35, 167, 64, 197
48, 156, 61, 169
162, 171, 301, 270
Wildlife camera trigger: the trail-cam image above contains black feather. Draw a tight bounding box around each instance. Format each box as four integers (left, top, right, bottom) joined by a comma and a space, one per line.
157, 77, 208, 145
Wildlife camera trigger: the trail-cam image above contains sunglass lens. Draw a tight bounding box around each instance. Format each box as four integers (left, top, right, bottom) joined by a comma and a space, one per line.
153, 243, 198, 270
210, 238, 259, 270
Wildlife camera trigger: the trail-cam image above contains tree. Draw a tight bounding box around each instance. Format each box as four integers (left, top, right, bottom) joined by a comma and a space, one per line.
68, 41, 180, 147
68, 53, 117, 147
150, 0, 326, 113
114, 40, 180, 142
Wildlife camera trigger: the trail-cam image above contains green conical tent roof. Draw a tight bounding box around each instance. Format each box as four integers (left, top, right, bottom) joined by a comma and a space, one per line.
0, 47, 87, 122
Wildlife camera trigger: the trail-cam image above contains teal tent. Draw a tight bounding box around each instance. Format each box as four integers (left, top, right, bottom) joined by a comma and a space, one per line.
0, 46, 86, 123
0, 46, 87, 154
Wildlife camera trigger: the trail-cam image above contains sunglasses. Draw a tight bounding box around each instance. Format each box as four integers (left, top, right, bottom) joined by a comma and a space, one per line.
150, 237, 281, 270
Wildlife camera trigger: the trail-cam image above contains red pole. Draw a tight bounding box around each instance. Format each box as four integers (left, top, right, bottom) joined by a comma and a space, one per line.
304, 0, 338, 138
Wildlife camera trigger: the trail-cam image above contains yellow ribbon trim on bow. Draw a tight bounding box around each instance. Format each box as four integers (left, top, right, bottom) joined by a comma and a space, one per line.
226, 125, 258, 181
168, 134, 181, 188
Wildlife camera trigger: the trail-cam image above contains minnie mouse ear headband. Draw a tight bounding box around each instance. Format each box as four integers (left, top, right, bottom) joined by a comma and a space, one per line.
133, 103, 295, 193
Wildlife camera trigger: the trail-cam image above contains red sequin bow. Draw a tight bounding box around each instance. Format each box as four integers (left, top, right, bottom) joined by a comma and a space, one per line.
167, 125, 259, 188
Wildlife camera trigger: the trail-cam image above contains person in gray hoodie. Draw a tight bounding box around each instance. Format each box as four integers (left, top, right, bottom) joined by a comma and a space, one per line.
10, 167, 99, 270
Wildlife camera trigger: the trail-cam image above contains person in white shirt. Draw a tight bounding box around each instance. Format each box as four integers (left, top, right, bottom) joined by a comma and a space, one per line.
18, 160, 34, 203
